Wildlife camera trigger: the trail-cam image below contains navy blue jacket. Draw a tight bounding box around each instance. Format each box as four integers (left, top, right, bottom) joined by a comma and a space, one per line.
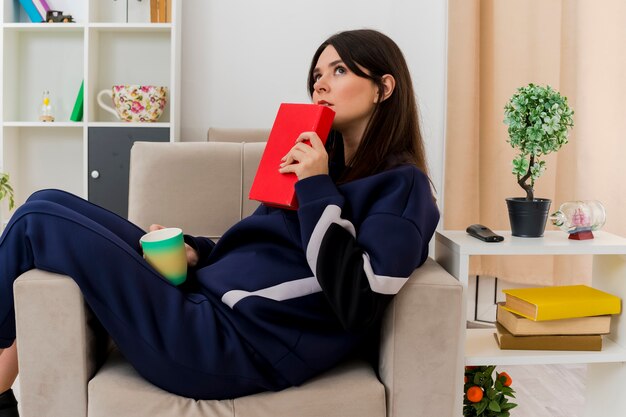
185, 164, 439, 387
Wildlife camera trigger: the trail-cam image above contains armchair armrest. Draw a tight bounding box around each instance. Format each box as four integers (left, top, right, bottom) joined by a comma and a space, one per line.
379, 258, 464, 417
14, 270, 108, 417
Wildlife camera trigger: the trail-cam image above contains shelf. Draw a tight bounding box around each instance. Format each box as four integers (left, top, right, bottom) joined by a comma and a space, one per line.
3, 29, 83, 122
437, 231, 626, 256
2, 127, 84, 205
3, 122, 83, 128
88, 23, 172, 32
3, 23, 85, 32
4, 0, 87, 24
87, 122, 170, 128
1, 0, 180, 219
465, 328, 626, 366
438, 229, 626, 416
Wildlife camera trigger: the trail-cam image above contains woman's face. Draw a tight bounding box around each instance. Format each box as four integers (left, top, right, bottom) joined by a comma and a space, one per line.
312, 45, 379, 137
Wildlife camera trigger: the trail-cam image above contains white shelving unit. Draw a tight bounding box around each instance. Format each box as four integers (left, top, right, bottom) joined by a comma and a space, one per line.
435, 230, 626, 417
0, 0, 181, 222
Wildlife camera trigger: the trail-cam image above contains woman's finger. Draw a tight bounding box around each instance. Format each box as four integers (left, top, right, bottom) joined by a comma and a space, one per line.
185, 243, 199, 267
281, 146, 308, 166
296, 132, 327, 154
280, 152, 297, 167
307, 134, 326, 152
295, 131, 320, 144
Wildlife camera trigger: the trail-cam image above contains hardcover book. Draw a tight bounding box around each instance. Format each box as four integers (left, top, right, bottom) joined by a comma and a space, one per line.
502, 284, 621, 321
150, 0, 158, 22
249, 103, 335, 210
494, 323, 603, 351
31, 0, 50, 21
496, 303, 611, 336
150, 0, 169, 22
18, 0, 43, 23
159, 0, 167, 23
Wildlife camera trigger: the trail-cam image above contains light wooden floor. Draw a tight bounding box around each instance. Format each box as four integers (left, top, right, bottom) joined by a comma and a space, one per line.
503, 363, 586, 417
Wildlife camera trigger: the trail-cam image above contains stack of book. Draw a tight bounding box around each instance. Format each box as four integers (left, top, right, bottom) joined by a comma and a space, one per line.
494, 285, 621, 351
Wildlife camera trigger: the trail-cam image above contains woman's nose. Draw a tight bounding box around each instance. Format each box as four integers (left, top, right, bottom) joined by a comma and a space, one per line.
314, 77, 328, 93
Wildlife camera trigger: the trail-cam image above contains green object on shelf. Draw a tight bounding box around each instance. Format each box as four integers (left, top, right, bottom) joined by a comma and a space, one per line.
70, 80, 84, 122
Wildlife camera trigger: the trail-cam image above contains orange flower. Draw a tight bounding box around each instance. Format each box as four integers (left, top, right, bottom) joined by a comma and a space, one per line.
497, 371, 513, 387
466, 386, 484, 403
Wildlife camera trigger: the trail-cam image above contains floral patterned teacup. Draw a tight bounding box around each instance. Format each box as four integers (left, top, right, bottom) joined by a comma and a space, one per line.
97, 85, 168, 122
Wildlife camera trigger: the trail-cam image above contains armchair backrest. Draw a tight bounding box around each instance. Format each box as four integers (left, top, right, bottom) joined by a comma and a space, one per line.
128, 141, 266, 237
207, 127, 269, 143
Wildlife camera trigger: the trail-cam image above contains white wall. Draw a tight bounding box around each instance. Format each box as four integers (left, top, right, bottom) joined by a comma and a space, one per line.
180, 0, 448, 204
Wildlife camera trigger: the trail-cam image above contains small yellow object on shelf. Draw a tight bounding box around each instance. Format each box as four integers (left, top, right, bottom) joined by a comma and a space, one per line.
39, 90, 55, 122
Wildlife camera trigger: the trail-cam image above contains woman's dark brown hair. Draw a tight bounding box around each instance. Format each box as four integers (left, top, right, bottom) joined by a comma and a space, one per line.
307, 29, 430, 184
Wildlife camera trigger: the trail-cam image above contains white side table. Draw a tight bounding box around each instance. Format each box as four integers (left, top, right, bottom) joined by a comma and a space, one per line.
435, 230, 626, 417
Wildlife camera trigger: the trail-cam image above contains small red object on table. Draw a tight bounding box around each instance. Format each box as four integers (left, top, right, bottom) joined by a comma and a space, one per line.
569, 230, 594, 240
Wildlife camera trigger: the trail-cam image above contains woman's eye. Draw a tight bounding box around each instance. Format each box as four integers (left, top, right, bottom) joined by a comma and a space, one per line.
313, 74, 322, 82
334, 66, 347, 75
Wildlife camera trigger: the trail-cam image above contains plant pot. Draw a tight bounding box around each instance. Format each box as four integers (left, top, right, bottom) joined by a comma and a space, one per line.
506, 197, 551, 237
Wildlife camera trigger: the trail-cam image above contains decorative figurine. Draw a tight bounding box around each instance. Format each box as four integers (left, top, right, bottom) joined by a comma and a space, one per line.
45, 10, 75, 23
550, 200, 606, 240
39, 90, 54, 122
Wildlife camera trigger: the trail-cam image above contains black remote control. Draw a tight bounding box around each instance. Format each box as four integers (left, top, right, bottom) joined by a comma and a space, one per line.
466, 224, 504, 242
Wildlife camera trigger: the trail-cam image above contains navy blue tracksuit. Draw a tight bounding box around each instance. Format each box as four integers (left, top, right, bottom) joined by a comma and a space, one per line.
0, 163, 439, 400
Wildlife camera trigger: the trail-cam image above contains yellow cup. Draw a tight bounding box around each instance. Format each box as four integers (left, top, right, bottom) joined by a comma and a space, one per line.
140, 228, 187, 285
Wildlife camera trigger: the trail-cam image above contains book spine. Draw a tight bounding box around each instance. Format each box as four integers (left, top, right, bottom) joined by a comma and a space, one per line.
158, 0, 167, 23
18, 0, 43, 23
31, 0, 50, 20
313, 106, 335, 141
150, 0, 159, 23
497, 334, 602, 351
70, 81, 84, 122
496, 304, 611, 335
537, 303, 620, 321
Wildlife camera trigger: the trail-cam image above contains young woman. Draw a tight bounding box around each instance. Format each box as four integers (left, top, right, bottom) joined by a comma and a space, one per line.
0, 29, 439, 412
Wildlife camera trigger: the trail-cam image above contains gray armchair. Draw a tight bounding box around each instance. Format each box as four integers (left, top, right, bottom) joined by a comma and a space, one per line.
14, 140, 464, 417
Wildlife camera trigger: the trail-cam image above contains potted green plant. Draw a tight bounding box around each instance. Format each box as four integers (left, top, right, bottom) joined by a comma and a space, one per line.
464, 366, 517, 417
0, 171, 15, 212
503, 83, 574, 237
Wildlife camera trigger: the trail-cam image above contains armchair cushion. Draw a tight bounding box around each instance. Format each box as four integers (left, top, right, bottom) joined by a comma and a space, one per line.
207, 127, 269, 143
88, 350, 384, 417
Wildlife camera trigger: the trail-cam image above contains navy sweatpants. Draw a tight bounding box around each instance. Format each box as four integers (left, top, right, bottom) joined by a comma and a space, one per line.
0, 190, 286, 399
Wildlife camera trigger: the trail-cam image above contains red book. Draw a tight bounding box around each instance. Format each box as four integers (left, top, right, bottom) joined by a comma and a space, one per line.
249, 103, 335, 210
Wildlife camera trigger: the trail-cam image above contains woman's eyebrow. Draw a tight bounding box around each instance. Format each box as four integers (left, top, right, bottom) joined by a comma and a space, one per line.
313, 60, 344, 75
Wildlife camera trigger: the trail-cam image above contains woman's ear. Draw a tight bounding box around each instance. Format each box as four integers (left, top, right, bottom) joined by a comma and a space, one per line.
376, 74, 396, 103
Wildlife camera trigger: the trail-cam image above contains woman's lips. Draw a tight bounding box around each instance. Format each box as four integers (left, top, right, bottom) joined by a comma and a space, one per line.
317, 100, 333, 106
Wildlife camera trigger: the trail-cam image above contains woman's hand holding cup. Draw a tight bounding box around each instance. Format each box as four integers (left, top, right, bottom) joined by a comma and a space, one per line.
141, 225, 198, 286
149, 224, 199, 268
